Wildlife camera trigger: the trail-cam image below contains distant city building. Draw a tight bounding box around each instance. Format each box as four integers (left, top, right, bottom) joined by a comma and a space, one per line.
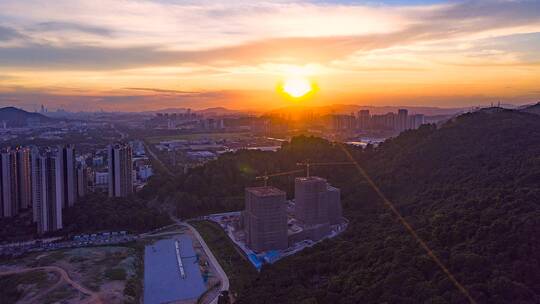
16, 147, 32, 210
137, 165, 153, 181
130, 140, 146, 157
294, 176, 342, 240
408, 114, 425, 130
92, 156, 104, 167
77, 165, 88, 198
94, 171, 109, 193
57, 145, 77, 208
108, 143, 133, 197
357, 110, 371, 130
371, 112, 396, 131
331, 114, 356, 131
1, 148, 19, 217
243, 187, 288, 252
31, 148, 63, 234
397, 109, 409, 132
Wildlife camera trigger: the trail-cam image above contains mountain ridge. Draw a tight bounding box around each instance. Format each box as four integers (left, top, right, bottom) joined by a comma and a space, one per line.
0, 107, 53, 127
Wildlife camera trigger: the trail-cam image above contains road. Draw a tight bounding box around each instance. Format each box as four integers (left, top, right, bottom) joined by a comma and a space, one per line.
171, 218, 230, 304
143, 141, 174, 177
0, 266, 102, 304
113, 122, 174, 177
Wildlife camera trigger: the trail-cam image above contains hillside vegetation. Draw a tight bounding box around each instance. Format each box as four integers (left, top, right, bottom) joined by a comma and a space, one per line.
152, 109, 540, 303
0, 106, 53, 127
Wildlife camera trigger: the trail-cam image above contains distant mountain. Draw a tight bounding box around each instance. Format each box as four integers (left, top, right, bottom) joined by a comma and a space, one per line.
520, 102, 540, 115
0, 107, 54, 127
144, 107, 189, 114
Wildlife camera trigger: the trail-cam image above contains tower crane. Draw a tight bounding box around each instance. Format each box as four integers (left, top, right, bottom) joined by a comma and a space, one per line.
296, 160, 355, 177
255, 169, 305, 187
254, 160, 355, 186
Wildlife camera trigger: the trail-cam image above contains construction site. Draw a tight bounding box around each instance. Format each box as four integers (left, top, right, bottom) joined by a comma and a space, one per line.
207, 161, 349, 270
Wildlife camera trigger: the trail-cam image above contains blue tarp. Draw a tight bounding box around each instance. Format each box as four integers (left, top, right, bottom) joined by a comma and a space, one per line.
263, 250, 280, 264
144, 236, 206, 304
248, 253, 263, 269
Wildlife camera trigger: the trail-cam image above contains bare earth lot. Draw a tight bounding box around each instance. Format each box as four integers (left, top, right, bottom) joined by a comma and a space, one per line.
0, 245, 140, 304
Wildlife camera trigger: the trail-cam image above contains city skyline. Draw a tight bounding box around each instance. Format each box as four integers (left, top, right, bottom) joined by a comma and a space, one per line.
1, 0, 539, 111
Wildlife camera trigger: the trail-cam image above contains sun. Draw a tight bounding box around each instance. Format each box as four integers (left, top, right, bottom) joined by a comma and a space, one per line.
282, 77, 313, 98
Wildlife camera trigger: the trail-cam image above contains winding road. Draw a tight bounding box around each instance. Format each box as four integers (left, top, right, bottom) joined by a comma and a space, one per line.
170, 218, 230, 304
0, 266, 102, 304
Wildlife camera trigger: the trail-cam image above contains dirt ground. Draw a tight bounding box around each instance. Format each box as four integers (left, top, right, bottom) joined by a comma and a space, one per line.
0, 245, 139, 304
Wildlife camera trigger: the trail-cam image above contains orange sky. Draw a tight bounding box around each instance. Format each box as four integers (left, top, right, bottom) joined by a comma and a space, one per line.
0, 0, 539, 111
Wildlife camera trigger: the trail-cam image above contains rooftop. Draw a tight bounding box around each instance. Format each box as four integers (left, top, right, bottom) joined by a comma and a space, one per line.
295, 176, 327, 183
246, 186, 285, 197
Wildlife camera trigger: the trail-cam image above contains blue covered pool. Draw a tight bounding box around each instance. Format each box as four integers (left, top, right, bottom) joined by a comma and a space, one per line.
144, 235, 207, 304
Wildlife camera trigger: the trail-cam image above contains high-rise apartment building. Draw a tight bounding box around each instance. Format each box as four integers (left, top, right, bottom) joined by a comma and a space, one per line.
397, 109, 409, 132
295, 176, 342, 240
16, 147, 32, 210
357, 110, 371, 130
331, 114, 356, 131
371, 112, 396, 131
31, 148, 62, 234
1, 148, 19, 217
57, 145, 77, 208
409, 114, 425, 130
243, 187, 288, 252
77, 165, 88, 198
108, 143, 133, 197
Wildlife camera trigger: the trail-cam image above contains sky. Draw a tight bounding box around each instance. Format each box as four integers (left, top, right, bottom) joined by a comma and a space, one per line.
0, 0, 539, 112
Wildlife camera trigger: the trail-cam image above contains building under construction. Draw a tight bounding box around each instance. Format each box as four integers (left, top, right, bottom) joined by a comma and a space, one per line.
243, 186, 288, 252
293, 176, 342, 241
240, 176, 343, 253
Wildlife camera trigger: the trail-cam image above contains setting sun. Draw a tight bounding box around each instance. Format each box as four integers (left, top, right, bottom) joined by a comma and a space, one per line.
282, 77, 313, 98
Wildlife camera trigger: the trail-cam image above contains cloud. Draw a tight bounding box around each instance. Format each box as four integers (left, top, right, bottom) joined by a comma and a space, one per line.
124, 87, 203, 94
0, 25, 24, 41
0, 88, 241, 111
1, 15, 539, 71
30, 21, 113, 36
0, 1, 538, 71
433, 0, 540, 24
0, 0, 539, 111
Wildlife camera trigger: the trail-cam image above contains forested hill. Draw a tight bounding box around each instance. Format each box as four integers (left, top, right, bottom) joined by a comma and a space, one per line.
0, 107, 53, 127
148, 109, 540, 303
235, 109, 540, 304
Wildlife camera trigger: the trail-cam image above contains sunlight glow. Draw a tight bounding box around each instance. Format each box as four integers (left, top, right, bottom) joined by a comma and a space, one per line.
283, 77, 313, 98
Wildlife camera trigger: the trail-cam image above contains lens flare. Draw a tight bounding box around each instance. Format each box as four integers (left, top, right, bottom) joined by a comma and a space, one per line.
282, 77, 312, 98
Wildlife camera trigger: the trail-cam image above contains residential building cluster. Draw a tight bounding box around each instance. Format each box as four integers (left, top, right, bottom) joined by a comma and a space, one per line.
91, 141, 152, 193
0, 145, 85, 234
329, 109, 425, 133
145, 110, 226, 131
1, 142, 144, 235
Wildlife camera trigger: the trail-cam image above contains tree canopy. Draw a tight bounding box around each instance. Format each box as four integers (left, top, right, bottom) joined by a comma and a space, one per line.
152, 109, 540, 303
